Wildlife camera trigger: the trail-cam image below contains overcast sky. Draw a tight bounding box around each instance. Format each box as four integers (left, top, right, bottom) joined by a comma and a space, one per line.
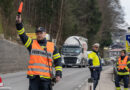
120, 0, 130, 25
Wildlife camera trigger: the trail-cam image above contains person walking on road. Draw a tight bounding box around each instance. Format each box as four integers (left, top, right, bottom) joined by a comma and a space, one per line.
115, 50, 130, 90
16, 15, 62, 90
88, 43, 102, 90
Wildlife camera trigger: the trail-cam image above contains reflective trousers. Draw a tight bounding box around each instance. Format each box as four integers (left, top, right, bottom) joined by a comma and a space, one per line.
115, 75, 129, 90
29, 75, 52, 90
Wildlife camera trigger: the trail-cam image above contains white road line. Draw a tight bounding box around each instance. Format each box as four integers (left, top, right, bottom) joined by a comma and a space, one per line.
0, 87, 12, 90
75, 79, 88, 90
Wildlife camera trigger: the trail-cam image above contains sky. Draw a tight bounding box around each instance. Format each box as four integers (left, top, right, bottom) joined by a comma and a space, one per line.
120, 0, 130, 25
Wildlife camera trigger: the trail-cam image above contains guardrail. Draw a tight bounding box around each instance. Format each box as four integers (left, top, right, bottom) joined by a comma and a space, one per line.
88, 78, 94, 90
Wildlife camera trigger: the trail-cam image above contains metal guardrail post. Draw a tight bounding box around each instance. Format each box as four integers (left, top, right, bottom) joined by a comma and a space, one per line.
88, 78, 94, 90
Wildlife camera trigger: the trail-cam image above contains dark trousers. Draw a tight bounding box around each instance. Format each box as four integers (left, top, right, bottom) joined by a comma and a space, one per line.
90, 69, 101, 90
115, 75, 129, 88
29, 76, 52, 90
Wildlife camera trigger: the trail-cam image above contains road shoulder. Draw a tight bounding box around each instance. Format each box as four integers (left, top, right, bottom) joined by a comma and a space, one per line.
81, 67, 115, 90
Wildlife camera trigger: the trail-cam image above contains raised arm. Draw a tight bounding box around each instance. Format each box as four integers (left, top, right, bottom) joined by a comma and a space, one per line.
16, 15, 32, 51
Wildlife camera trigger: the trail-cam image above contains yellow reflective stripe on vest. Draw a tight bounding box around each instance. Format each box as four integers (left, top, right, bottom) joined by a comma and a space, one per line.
55, 66, 62, 71
127, 61, 130, 65
18, 28, 25, 35
125, 66, 129, 71
53, 53, 61, 60
29, 75, 51, 79
117, 71, 129, 75
40, 75, 51, 79
29, 75, 34, 77
25, 38, 32, 48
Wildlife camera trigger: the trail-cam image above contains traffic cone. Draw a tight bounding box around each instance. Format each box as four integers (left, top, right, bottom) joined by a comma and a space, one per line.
0, 76, 4, 87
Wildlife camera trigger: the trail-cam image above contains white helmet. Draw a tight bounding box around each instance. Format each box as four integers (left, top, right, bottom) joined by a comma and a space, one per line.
92, 43, 100, 47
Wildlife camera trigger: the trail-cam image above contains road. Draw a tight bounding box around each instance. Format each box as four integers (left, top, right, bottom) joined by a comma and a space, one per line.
1, 66, 111, 90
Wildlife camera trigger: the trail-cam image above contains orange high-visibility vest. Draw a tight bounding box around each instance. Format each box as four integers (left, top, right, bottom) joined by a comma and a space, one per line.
27, 40, 54, 78
118, 56, 128, 70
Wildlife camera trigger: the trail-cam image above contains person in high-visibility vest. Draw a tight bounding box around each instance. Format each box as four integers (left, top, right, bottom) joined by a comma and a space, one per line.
88, 43, 102, 90
16, 15, 62, 90
115, 50, 130, 90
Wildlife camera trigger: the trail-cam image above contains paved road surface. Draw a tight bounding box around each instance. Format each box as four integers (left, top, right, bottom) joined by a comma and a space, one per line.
1, 66, 111, 90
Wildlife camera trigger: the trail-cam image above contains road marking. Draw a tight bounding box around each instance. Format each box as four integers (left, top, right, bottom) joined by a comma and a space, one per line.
74, 79, 88, 90
0, 87, 11, 90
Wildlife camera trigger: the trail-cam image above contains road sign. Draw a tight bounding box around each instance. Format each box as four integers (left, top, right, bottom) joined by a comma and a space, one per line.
26, 33, 50, 40
126, 34, 130, 53
26, 33, 36, 39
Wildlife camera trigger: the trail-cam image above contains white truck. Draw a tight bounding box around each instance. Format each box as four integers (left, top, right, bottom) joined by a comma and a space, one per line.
61, 36, 88, 68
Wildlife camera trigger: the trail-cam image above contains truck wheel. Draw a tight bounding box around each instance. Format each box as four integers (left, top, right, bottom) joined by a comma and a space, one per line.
79, 65, 82, 68
79, 64, 83, 68
67, 66, 72, 68
83, 64, 86, 68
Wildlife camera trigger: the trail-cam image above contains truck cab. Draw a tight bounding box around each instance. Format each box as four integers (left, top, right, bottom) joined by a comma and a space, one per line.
61, 36, 88, 68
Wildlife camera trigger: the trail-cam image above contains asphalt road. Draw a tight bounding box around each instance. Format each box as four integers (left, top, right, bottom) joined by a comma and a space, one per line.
1, 66, 111, 90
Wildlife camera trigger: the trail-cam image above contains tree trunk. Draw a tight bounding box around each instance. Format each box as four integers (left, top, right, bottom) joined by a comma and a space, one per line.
56, 0, 64, 44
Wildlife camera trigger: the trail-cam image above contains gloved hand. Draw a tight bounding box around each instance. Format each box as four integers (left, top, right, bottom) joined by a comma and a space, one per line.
16, 15, 22, 24
56, 76, 61, 82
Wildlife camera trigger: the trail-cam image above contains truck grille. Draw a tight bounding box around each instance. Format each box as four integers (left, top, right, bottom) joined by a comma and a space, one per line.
64, 57, 77, 64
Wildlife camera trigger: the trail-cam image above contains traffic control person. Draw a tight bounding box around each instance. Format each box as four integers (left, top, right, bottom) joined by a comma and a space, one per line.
88, 43, 102, 90
115, 50, 130, 90
16, 15, 62, 90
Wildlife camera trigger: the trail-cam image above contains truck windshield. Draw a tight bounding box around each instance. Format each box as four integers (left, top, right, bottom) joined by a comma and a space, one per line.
62, 46, 81, 54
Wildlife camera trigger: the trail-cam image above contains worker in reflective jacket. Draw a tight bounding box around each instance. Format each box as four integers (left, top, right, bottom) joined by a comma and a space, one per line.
115, 50, 130, 90
16, 15, 62, 90
88, 43, 102, 90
